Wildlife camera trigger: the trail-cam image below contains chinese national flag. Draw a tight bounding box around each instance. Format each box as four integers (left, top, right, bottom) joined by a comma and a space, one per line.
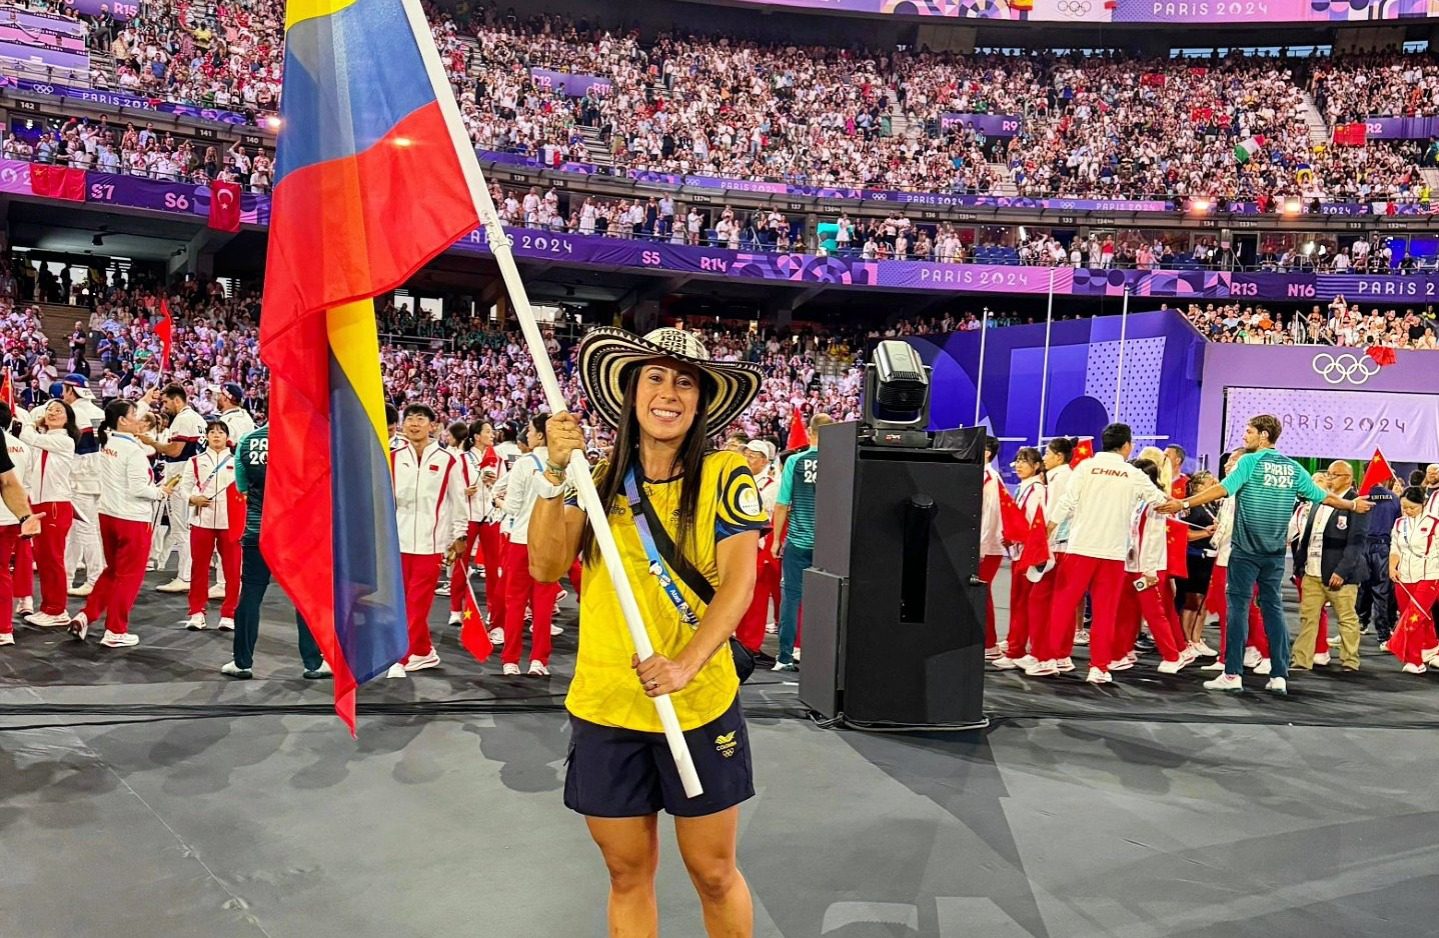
996, 479, 1029, 545
209, 179, 243, 232
1365, 345, 1397, 368
1017, 504, 1051, 572
0, 370, 13, 412
29, 164, 86, 202
458, 575, 493, 662
1069, 437, 1095, 468
1359, 448, 1396, 494
157, 299, 174, 371
786, 408, 808, 450
1166, 519, 1189, 578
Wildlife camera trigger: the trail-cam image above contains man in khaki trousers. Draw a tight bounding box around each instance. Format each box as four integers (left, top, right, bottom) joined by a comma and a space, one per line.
1291, 461, 1368, 670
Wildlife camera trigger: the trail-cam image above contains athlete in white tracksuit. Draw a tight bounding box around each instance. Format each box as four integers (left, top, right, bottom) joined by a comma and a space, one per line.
61, 378, 106, 594
135, 386, 207, 592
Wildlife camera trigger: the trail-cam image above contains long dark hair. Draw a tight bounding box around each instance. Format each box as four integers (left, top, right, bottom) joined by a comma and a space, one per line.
1014, 445, 1046, 485
97, 399, 134, 448
579, 364, 712, 565
41, 399, 81, 446
464, 419, 492, 453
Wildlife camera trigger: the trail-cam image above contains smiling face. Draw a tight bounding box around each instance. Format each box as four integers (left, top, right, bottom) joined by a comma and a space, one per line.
43, 401, 67, 430
633, 361, 701, 446
402, 412, 432, 446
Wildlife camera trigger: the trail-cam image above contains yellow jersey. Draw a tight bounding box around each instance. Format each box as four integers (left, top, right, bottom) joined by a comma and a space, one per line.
565, 450, 766, 732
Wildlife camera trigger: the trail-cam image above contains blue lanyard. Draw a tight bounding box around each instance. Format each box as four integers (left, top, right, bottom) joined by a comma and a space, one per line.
622, 466, 699, 628
197, 452, 233, 489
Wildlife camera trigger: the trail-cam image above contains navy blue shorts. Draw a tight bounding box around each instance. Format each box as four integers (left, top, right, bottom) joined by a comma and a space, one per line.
564, 697, 754, 818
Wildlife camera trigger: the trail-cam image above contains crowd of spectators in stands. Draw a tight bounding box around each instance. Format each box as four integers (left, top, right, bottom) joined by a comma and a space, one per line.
1180, 297, 1439, 349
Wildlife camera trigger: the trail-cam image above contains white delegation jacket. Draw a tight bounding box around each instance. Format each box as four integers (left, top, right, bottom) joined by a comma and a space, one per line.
1391, 513, 1439, 583
97, 433, 168, 522
457, 447, 504, 524
1049, 451, 1171, 562
1044, 463, 1073, 548
16, 410, 75, 504
1210, 497, 1236, 566
0, 431, 30, 524
980, 465, 1004, 557
178, 448, 237, 531
69, 395, 105, 497
504, 447, 550, 547
392, 440, 468, 555
1125, 505, 1168, 577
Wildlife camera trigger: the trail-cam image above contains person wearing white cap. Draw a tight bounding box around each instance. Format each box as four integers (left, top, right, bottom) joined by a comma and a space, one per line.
135, 384, 207, 593
216, 383, 255, 443
735, 439, 779, 654
60, 373, 106, 596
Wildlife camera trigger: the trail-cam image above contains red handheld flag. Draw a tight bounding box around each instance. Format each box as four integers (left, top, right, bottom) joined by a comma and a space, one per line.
458, 575, 493, 662
1017, 504, 1051, 572
1069, 437, 1095, 469
1365, 346, 1397, 368
209, 179, 243, 232
156, 299, 174, 371
1358, 448, 1396, 494
0, 370, 13, 412
996, 479, 1029, 545
786, 408, 808, 450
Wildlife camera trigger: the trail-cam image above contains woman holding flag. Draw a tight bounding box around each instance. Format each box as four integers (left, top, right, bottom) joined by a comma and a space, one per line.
994, 447, 1050, 672
1387, 486, 1439, 675
15, 400, 78, 628
1113, 459, 1197, 675
527, 326, 765, 937
177, 420, 241, 632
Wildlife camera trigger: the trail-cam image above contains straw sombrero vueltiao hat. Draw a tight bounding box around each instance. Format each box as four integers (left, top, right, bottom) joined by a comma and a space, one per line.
578, 327, 763, 437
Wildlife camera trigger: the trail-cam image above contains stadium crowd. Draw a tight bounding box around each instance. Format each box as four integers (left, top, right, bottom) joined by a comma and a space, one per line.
1181, 298, 1439, 349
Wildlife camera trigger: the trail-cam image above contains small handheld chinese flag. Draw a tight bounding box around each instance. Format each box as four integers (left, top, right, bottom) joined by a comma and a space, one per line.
996, 480, 1029, 545
157, 299, 174, 371
786, 407, 808, 450
458, 575, 493, 662
1017, 504, 1051, 572
1365, 346, 1398, 368
0, 370, 13, 412
1359, 448, 1396, 494
1070, 437, 1095, 468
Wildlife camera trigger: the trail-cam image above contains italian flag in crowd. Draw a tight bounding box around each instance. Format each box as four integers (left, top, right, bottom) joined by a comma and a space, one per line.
1234, 135, 1265, 164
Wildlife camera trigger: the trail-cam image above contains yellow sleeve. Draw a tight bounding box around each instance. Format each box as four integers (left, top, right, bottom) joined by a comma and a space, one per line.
710, 451, 767, 541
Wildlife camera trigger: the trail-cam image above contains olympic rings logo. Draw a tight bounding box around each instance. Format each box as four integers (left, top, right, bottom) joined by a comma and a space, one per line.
1056, 0, 1092, 14
1312, 352, 1380, 386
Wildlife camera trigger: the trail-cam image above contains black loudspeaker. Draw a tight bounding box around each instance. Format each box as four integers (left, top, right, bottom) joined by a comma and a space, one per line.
798, 421, 989, 730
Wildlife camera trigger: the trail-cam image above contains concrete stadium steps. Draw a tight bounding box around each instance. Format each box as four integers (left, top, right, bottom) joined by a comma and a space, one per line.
575, 124, 613, 168
1422, 168, 1439, 193
1300, 91, 1331, 147
988, 162, 1018, 196
36, 302, 83, 353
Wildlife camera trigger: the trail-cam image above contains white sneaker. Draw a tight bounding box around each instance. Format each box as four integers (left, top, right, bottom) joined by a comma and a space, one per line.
1073, 629, 1090, 646
1422, 646, 1439, 664
1012, 654, 1037, 670
68, 613, 89, 642
1109, 658, 1135, 672
67, 583, 94, 597
217, 617, 235, 632
991, 655, 1021, 670
1200, 660, 1226, 671
765, 623, 778, 634
984, 645, 1002, 660
1243, 647, 1262, 668
1402, 662, 1429, 675
1158, 650, 1196, 674
475, 565, 485, 579
100, 630, 138, 648
1254, 658, 1272, 675
1266, 677, 1288, 695
208, 583, 226, 599
25, 611, 71, 628
220, 661, 253, 679
386, 663, 407, 679
155, 578, 190, 593
1085, 667, 1112, 685
793, 648, 801, 662
550, 624, 563, 636
527, 660, 550, 676
1190, 640, 1218, 657
447, 612, 462, 626
1024, 658, 1059, 677
1326, 634, 1341, 647
1312, 652, 1331, 666
435, 581, 450, 596
0, 632, 13, 646
502, 662, 521, 676
1055, 657, 1077, 673
488, 626, 504, 644
14, 597, 33, 615
402, 651, 441, 672
1204, 673, 1244, 692
185, 613, 207, 631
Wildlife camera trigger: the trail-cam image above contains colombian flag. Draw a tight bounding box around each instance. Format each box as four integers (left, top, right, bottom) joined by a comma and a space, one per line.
260, 0, 480, 732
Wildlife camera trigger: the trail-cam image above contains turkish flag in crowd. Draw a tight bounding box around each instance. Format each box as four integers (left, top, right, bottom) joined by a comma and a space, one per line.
209, 179, 243, 232
29, 164, 86, 202
1359, 449, 1397, 494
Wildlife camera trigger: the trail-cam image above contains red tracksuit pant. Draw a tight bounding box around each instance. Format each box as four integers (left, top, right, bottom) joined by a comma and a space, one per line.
1115, 571, 1186, 663
0, 526, 17, 634
1391, 579, 1439, 667
979, 553, 1003, 648
189, 526, 241, 617
1207, 564, 1268, 656
12, 533, 31, 600
401, 552, 442, 660
502, 540, 558, 666
1048, 554, 1127, 674
737, 553, 781, 653
32, 501, 73, 615
82, 515, 153, 635
479, 523, 507, 632
1005, 567, 1054, 659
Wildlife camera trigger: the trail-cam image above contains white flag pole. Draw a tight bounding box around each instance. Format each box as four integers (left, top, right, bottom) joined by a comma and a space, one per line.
1114, 287, 1130, 424
974, 306, 990, 427
403, 0, 703, 797
1037, 267, 1055, 443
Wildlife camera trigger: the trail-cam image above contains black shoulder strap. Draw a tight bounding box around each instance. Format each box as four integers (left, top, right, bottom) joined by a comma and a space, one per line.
630, 481, 717, 606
